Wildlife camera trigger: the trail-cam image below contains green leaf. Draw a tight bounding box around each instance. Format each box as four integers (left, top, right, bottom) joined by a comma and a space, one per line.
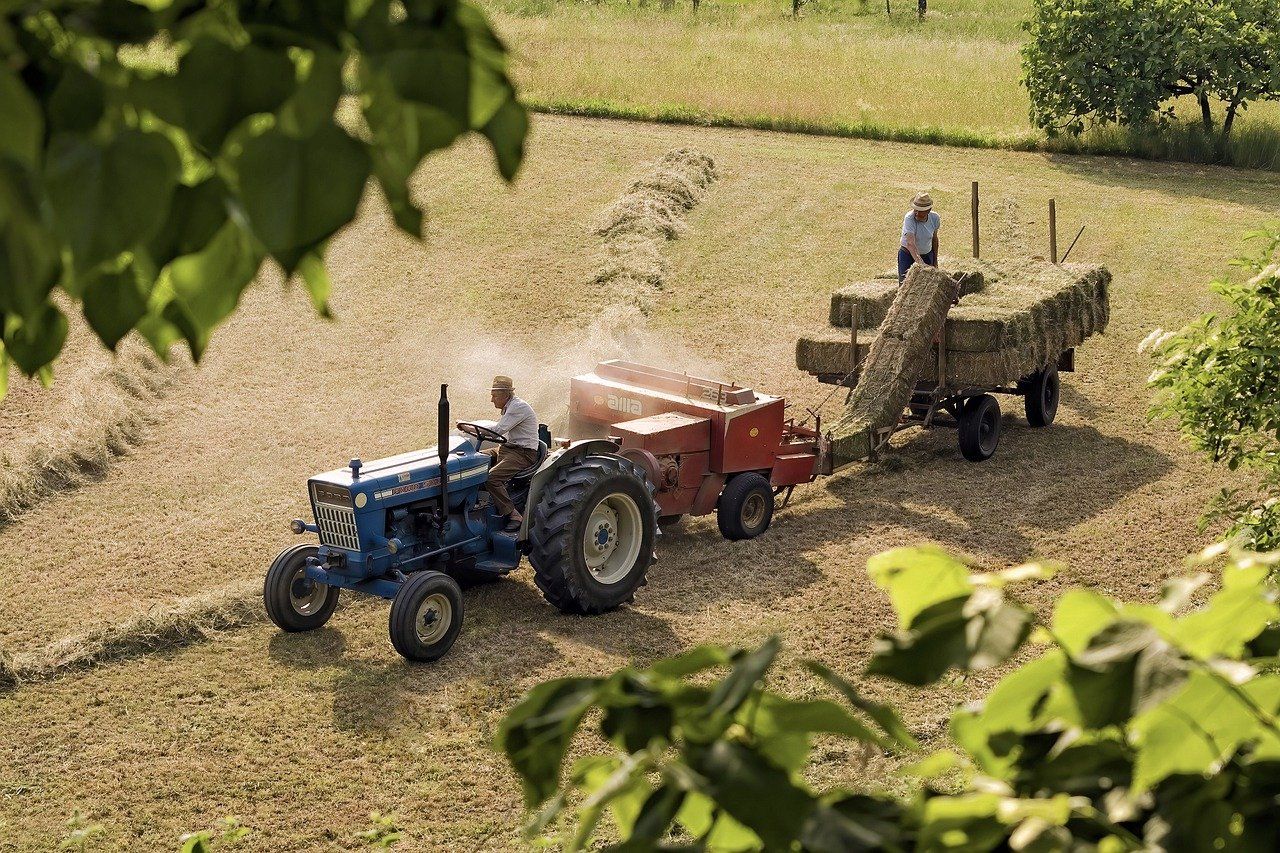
495, 677, 604, 807
297, 250, 333, 319
3, 304, 68, 375
136, 38, 297, 153
801, 795, 905, 853
1171, 582, 1279, 660
480, 96, 527, 182
804, 660, 919, 751
147, 177, 229, 269
0, 159, 61, 321
162, 220, 264, 359
44, 129, 180, 271
1050, 589, 1118, 656
278, 49, 344, 139
231, 122, 370, 273
690, 740, 814, 849
47, 66, 105, 134
647, 645, 734, 679
867, 545, 973, 629
0, 65, 42, 168
754, 695, 890, 750
603, 785, 684, 852
83, 265, 150, 350
699, 637, 779, 729
916, 793, 1007, 852
0, 343, 8, 399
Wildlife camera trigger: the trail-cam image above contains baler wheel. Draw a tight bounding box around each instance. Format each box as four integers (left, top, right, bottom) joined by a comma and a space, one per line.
717, 473, 775, 541
264, 544, 340, 632
388, 571, 464, 662
958, 394, 1002, 462
528, 455, 658, 615
1018, 364, 1060, 427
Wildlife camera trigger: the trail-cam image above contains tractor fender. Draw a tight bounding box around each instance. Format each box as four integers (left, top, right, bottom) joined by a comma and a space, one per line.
517, 439, 621, 542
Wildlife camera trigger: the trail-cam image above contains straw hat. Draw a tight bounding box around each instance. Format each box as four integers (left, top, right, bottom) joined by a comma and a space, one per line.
491, 375, 514, 392
912, 192, 934, 212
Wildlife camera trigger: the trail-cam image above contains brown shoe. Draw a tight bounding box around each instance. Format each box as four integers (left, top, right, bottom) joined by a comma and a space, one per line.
503, 513, 523, 532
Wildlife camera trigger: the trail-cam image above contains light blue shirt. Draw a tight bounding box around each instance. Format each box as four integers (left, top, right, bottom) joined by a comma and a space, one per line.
901, 211, 940, 253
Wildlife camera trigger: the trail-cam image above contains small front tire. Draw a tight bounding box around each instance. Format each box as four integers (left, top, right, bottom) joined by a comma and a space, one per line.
264, 544, 340, 632
389, 571, 464, 662
958, 394, 1002, 462
717, 473, 775, 541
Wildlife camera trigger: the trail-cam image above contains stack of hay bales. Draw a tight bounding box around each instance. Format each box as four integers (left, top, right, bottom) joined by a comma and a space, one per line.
796, 258, 1110, 467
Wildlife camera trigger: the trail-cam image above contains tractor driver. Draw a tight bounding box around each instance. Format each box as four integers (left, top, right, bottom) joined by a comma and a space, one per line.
481, 375, 540, 532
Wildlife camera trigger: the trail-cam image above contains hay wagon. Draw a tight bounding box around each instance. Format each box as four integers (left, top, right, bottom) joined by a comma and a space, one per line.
795, 259, 1111, 467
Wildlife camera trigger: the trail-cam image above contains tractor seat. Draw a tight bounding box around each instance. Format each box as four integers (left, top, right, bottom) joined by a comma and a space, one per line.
484, 441, 549, 481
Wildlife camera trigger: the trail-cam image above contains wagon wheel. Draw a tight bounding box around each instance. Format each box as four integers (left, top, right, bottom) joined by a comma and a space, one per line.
958, 394, 1001, 462
1018, 365, 1060, 428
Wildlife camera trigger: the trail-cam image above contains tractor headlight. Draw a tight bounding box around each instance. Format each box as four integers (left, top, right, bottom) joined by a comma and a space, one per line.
289, 518, 306, 535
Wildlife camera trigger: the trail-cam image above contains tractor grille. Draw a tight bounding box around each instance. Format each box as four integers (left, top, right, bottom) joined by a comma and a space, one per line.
311, 483, 360, 551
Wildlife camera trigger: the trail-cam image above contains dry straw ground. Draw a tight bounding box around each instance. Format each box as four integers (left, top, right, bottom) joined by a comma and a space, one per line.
1, 114, 1278, 848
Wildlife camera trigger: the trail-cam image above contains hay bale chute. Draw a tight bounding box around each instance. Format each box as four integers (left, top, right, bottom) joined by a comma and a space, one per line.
828, 266, 958, 466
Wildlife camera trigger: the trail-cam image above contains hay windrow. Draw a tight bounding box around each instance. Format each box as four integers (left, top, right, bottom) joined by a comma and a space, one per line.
0, 338, 182, 525
590, 148, 718, 317
2, 581, 261, 688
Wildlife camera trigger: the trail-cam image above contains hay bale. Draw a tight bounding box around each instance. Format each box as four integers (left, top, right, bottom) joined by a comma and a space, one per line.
828, 280, 899, 328
829, 266, 957, 466
795, 330, 876, 374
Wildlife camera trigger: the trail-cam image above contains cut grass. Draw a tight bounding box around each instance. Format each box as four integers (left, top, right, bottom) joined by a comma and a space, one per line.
492, 0, 1280, 169
1, 114, 1278, 848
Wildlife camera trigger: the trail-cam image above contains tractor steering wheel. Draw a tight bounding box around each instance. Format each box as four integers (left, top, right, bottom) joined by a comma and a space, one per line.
456, 422, 507, 445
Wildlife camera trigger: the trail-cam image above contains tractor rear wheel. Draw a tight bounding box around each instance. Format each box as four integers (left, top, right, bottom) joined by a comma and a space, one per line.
264, 544, 340, 632
958, 394, 1002, 462
1018, 364, 1060, 427
527, 454, 658, 615
388, 571, 464, 662
717, 473, 775, 540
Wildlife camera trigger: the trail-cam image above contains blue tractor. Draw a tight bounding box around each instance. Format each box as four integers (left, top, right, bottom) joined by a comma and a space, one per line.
264, 385, 658, 661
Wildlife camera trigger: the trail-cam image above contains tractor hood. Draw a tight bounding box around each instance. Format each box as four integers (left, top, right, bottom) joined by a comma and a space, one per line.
309, 436, 490, 510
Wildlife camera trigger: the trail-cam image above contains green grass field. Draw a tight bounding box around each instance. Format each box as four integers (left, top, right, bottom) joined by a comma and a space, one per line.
2, 113, 1279, 848
488, 0, 1280, 168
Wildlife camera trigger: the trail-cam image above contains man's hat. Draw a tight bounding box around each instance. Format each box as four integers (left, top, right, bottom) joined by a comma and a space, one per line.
491, 375, 514, 392
912, 192, 934, 212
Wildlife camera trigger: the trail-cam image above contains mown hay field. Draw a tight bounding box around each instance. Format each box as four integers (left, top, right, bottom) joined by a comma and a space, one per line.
1, 113, 1278, 848
489, 0, 1280, 166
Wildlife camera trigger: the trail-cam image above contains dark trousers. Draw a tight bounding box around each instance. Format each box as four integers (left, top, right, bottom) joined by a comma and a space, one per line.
482, 445, 538, 517
898, 246, 937, 282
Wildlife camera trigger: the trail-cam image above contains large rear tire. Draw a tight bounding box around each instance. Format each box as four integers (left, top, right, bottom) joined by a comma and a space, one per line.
528, 454, 658, 615
264, 544, 340, 632
388, 571, 464, 662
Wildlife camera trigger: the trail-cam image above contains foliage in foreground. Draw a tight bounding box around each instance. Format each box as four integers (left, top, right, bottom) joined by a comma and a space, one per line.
0, 0, 526, 392
1147, 226, 1280, 551
498, 545, 1280, 850
1022, 0, 1280, 147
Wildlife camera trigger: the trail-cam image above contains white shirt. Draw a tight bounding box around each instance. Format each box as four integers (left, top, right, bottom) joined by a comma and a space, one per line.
901, 211, 941, 253
494, 396, 540, 450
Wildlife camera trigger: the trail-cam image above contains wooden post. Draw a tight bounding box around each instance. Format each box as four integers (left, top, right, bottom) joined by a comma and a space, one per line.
970, 181, 979, 258
1048, 198, 1058, 264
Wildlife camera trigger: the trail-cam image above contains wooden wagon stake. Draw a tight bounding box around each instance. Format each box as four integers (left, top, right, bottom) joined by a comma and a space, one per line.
1049, 198, 1058, 264
971, 181, 980, 258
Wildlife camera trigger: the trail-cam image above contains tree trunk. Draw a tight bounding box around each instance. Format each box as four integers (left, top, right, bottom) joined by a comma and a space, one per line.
1198, 91, 1214, 133
1221, 99, 1241, 160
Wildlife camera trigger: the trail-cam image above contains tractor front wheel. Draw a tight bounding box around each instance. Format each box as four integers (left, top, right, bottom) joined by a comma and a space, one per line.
717, 473, 775, 541
528, 454, 658, 615
388, 571, 464, 662
264, 544, 340, 632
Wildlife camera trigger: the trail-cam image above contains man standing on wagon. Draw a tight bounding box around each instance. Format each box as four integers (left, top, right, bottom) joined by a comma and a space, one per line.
898, 192, 940, 282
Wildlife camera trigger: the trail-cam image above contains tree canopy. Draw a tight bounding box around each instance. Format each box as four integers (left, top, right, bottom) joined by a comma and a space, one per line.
0, 0, 527, 393
1022, 0, 1280, 143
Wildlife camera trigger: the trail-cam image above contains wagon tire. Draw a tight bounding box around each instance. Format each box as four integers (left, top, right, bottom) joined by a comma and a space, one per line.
1019, 364, 1060, 427
958, 394, 1002, 462
264, 544, 340, 632
717, 473, 775, 541
528, 455, 658, 615
388, 571, 464, 662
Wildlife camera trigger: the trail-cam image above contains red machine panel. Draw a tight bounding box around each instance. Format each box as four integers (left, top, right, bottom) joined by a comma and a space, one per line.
610, 412, 710, 456
721, 398, 785, 473
771, 452, 818, 487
